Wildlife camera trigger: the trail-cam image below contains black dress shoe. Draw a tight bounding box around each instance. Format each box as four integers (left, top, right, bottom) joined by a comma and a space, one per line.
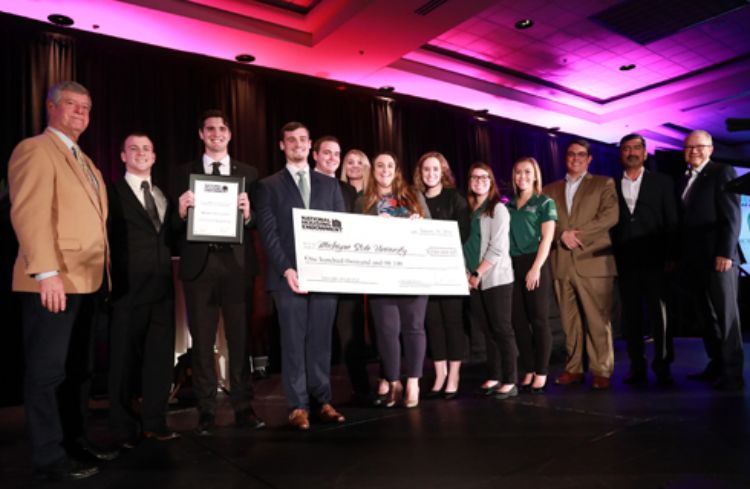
687, 365, 720, 382
493, 385, 519, 400
530, 385, 546, 395
623, 370, 647, 385
443, 390, 458, 400
34, 456, 98, 481
712, 378, 745, 392
655, 374, 674, 387
194, 413, 216, 436
143, 429, 181, 441
69, 438, 119, 462
425, 389, 444, 399
372, 393, 389, 407
518, 383, 532, 393
235, 408, 267, 430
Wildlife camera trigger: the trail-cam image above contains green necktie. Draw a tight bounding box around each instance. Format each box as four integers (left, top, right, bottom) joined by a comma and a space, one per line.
297, 170, 310, 208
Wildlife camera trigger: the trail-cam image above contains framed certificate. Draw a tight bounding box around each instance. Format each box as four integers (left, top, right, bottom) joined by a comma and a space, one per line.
187, 174, 245, 243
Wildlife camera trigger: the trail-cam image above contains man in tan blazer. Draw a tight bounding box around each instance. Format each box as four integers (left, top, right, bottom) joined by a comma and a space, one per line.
9, 81, 111, 481
543, 139, 618, 390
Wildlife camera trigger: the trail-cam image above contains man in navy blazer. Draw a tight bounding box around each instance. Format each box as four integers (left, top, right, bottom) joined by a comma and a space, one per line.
611, 134, 678, 386
679, 130, 743, 391
255, 122, 346, 430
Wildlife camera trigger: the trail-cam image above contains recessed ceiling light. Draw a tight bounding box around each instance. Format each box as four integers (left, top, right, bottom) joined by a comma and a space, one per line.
619, 64, 636, 71
515, 19, 534, 29
48, 14, 74, 26
379, 86, 395, 93
235, 53, 255, 63
92, 24, 100, 30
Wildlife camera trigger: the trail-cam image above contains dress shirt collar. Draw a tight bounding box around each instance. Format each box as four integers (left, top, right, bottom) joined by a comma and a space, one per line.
688, 159, 710, 176
565, 171, 587, 184
202, 154, 231, 175
124, 171, 153, 191
623, 167, 645, 182
286, 162, 310, 179
47, 126, 75, 151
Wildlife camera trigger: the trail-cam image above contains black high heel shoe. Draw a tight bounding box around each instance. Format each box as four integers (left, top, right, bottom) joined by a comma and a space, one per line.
443, 390, 458, 400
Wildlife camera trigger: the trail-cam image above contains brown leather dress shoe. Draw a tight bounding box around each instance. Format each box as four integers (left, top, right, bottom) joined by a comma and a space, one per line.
592, 375, 610, 390
289, 408, 310, 430
555, 372, 584, 385
318, 404, 346, 423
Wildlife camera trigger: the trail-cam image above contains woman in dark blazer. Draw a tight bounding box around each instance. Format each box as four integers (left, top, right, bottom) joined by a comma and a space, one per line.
413, 151, 469, 399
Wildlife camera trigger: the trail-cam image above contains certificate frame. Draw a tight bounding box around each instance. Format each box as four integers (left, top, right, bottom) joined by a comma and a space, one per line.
187, 174, 245, 243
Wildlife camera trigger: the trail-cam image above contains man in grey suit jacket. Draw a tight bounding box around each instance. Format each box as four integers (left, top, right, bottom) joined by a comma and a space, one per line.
255, 122, 346, 430
543, 139, 619, 390
679, 130, 743, 391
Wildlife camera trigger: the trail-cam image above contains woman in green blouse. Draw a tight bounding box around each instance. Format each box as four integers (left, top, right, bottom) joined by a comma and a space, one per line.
507, 157, 557, 393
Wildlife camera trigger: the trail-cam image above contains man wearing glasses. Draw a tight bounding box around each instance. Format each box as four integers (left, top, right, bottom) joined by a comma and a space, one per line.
679, 130, 743, 391
543, 139, 619, 390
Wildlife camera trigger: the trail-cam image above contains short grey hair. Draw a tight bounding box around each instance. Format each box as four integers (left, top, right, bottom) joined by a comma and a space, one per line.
685, 129, 712, 146
47, 81, 91, 106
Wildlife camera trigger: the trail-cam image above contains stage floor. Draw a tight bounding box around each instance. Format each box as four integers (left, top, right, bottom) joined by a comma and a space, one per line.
1, 338, 748, 489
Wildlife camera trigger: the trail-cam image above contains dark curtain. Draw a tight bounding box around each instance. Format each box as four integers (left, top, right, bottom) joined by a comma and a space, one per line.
0, 12, 625, 406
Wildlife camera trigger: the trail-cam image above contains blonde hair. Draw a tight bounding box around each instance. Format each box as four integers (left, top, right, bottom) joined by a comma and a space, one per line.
511, 157, 543, 196
340, 149, 370, 190
413, 151, 456, 193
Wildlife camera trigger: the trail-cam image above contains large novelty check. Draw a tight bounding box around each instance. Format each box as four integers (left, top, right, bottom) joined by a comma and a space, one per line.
293, 209, 469, 295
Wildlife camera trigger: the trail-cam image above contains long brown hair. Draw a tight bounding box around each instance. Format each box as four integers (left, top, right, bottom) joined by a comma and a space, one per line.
362, 151, 424, 216
467, 162, 501, 218
413, 151, 456, 193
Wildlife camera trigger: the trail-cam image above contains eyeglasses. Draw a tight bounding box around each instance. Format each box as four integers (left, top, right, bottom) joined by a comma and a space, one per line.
684, 144, 712, 151
470, 175, 490, 182
566, 151, 589, 158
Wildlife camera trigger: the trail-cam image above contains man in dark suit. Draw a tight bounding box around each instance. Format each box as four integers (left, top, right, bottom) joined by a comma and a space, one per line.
255, 122, 347, 430
174, 110, 264, 434
312, 135, 369, 401
543, 139, 619, 390
679, 130, 743, 391
611, 133, 678, 386
8, 81, 111, 480
107, 133, 179, 446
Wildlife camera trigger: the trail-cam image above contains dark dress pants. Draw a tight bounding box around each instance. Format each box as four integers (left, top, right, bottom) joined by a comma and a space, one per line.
619, 267, 672, 376
425, 296, 467, 361
108, 297, 175, 440
22, 292, 99, 467
183, 250, 253, 415
369, 295, 428, 381
272, 290, 337, 410
686, 264, 744, 384
511, 254, 553, 375
469, 283, 516, 383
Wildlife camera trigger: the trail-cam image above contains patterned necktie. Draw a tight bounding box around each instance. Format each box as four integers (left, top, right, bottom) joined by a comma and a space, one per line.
211, 162, 222, 175
72, 145, 100, 194
297, 170, 310, 209
681, 168, 694, 201
141, 180, 161, 231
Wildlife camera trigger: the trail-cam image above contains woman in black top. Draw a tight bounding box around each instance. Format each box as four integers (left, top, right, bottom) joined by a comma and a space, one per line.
413, 152, 469, 398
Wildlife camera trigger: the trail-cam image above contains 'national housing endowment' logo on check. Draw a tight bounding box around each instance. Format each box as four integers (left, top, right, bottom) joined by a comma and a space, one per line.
301, 215, 342, 232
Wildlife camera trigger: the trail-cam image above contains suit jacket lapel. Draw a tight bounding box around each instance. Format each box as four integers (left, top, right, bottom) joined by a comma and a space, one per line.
569, 173, 592, 222
46, 130, 104, 216
281, 168, 305, 208
119, 179, 157, 231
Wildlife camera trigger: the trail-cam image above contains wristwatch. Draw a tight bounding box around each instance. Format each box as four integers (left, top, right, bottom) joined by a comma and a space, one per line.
471, 271, 479, 278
